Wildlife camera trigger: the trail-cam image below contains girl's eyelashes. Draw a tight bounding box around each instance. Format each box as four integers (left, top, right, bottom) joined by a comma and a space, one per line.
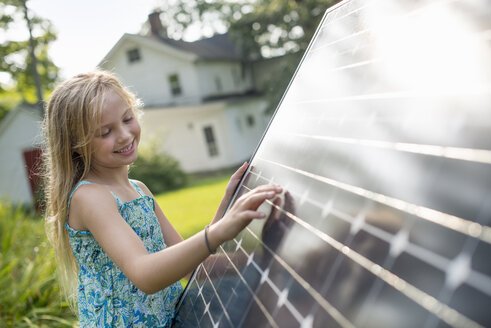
100, 129, 111, 137
98, 115, 133, 137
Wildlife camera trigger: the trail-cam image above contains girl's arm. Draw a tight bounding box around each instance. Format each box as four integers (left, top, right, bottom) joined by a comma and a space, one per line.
69, 182, 281, 294
134, 180, 193, 280
134, 163, 247, 280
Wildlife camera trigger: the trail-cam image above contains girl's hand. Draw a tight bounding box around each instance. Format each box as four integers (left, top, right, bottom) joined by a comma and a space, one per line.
211, 162, 249, 223
208, 184, 283, 249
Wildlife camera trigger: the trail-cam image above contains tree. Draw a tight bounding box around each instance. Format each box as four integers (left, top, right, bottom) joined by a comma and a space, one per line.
0, 0, 59, 120
156, 0, 338, 57
204, 0, 338, 58
155, 0, 340, 112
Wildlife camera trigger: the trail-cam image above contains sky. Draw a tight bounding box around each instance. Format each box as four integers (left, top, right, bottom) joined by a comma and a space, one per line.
16, 0, 167, 80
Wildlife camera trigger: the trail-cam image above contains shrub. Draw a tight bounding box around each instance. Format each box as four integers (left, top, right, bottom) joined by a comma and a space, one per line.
129, 150, 187, 194
0, 203, 77, 327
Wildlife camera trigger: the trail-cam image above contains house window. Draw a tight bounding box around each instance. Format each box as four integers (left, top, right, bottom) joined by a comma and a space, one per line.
236, 117, 243, 133
168, 74, 182, 96
231, 68, 240, 87
246, 114, 255, 127
214, 76, 223, 93
127, 48, 141, 63
203, 126, 219, 157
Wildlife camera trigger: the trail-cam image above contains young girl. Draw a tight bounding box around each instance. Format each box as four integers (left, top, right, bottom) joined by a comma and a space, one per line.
43, 70, 281, 327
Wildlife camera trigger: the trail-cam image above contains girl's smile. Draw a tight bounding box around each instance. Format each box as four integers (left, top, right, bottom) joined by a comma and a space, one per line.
114, 140, 136, 155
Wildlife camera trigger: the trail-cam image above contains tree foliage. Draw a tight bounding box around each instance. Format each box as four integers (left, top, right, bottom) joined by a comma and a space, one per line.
0, 0, 59, 120
202, 0, 339, 59
156, 0, 340, 112
157, 0, 339, 58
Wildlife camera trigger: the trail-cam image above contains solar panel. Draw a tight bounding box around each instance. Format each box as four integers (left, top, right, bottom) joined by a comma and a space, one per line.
173, 0, 491, 327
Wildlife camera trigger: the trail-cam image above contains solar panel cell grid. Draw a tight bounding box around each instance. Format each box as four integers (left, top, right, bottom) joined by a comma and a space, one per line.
173, 0, 491, 326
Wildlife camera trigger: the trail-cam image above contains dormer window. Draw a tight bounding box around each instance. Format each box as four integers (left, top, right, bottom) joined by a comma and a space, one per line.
127, 48, 141, 63
168, 74, 182, 96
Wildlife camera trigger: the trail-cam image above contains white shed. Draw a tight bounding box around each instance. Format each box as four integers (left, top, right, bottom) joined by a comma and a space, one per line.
0, 104, 43, 205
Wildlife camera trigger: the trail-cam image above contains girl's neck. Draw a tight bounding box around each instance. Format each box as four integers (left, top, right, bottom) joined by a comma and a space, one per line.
84, 166, 131, 187
84, 166, 142, 203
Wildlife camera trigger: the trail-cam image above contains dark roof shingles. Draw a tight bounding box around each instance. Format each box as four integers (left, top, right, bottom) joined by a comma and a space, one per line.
151, 33, 242, 60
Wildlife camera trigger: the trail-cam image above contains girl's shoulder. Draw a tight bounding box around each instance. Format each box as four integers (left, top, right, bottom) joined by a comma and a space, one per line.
69, 182, 118, 216
130, 179, 154, 198
71, 182, 114, 204
68, 182, 122, 231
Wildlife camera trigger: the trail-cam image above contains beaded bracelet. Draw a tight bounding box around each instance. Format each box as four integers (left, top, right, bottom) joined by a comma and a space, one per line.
204, 225, 216, 254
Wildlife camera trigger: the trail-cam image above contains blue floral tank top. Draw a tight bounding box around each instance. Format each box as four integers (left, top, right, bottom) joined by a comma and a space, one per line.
65, 180, 183, 327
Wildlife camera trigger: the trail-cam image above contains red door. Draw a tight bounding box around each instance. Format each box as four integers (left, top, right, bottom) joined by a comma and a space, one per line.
23, 147, 42, 207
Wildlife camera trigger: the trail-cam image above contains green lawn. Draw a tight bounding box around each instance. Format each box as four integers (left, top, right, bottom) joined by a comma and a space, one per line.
155, 175, 229, 239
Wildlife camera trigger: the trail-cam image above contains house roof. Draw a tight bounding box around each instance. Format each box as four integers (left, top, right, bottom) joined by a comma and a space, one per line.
0, 103, 41, 139
150, 33, 243, 60
100, 32, 243, 67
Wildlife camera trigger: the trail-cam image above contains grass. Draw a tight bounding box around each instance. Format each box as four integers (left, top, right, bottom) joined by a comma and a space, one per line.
0, 173, 231, 327
155, 175, 230, 239
0, 205, 77, 327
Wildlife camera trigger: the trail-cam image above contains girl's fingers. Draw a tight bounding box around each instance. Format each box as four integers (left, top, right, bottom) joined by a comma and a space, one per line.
234, 162, 248, 175
240, 190, 278, 209
240, 185, 282, 199
239, 210, 266, 220
229, 162, 248, 181
243, 185, 282, 200
225, 162, 249, 193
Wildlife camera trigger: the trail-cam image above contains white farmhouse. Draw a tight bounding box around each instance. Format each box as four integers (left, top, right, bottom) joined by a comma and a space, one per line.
99, 12, 272, 172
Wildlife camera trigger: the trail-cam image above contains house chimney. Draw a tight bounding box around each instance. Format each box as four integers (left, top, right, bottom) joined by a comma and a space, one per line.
148, 11, 165, 36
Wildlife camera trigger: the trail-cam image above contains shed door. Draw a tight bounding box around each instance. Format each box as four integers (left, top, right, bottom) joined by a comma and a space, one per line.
23, 148, 42, 199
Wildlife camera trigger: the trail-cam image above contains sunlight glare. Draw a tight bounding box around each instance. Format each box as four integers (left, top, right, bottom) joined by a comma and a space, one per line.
369, 3, 486, 95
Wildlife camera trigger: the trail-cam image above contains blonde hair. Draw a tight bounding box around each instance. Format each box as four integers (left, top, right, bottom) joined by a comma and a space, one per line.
42, 69, 141, 309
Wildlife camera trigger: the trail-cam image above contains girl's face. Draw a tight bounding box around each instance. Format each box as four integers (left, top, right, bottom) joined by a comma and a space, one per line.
90, 89, 141, 171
